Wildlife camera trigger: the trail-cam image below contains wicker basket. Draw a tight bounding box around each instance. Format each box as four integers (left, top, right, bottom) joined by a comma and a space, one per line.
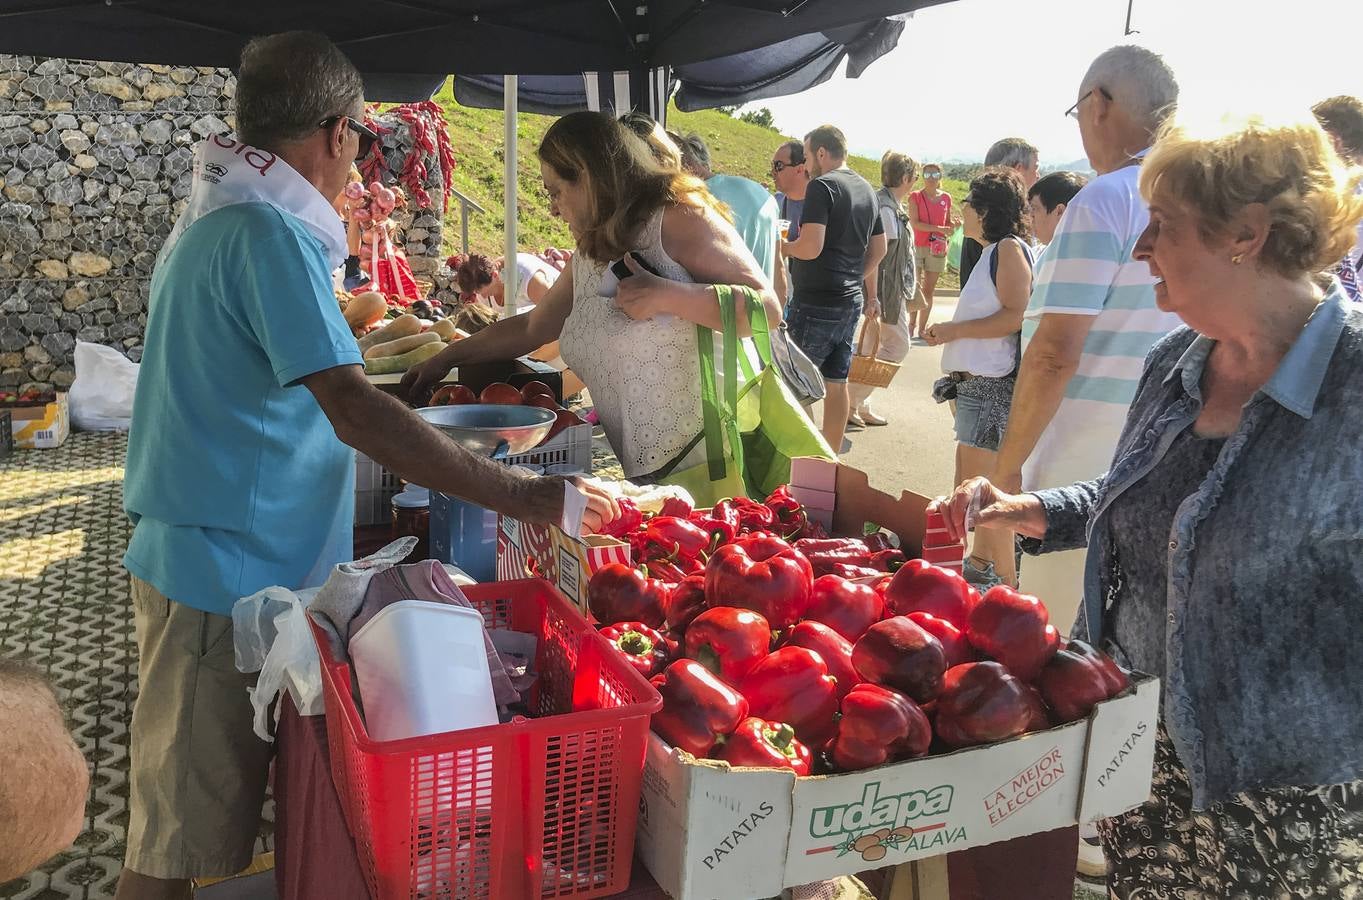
848, 317, 900, 388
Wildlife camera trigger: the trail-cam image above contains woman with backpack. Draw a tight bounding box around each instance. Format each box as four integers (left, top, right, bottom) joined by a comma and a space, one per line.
924, 168, 1034, 588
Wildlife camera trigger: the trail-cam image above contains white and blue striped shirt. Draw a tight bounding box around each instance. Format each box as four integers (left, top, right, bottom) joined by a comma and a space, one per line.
1017, 156, 1183, 491
1021, 158, 1182, 407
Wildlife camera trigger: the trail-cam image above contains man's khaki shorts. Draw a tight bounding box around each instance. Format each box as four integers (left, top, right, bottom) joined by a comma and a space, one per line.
913, 243, 948, 274
124, 576, 271, 879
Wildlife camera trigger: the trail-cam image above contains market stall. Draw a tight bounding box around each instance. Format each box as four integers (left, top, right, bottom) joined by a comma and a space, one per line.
0, 4, 1165, 899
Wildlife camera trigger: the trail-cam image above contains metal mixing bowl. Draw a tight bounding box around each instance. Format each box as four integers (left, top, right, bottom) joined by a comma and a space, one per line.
415, 404, 556, 457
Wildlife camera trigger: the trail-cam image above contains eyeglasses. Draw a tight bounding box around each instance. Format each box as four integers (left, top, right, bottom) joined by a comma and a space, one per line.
923, 171, 943, 179
320, 115, 380, 161
1065, 87, 1112, 119
771, 160, 804, 173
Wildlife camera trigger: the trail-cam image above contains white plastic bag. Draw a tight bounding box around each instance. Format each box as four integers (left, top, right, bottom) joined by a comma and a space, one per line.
69, 341, 139, 431
234, 585, 323, 742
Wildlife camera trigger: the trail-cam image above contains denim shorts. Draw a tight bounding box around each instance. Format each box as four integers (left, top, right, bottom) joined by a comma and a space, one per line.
785, 297, 862, 382
952, 375, 1015, 450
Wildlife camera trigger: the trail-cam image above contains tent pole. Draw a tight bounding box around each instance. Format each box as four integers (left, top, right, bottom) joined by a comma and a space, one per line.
504, 74, 519, 315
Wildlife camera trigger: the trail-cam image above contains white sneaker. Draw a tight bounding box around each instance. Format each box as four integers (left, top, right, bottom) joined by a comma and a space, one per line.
1076, 828, 1107, 879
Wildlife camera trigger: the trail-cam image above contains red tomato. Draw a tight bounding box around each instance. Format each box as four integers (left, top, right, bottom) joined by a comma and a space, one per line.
520, 380, 557, 402
431, 384, 477, 406
547, 408, 581, 439
525, 393, 560, 412
479, 382, 523, 405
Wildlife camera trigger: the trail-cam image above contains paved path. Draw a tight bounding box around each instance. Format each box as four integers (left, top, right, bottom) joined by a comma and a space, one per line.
835, 293, 961, 502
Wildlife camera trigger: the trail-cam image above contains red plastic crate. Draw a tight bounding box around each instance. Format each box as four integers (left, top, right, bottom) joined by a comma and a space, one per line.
310, 579, 662, 899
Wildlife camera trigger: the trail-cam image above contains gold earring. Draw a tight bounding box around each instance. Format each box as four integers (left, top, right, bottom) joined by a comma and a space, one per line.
1231, 253, 1244, 265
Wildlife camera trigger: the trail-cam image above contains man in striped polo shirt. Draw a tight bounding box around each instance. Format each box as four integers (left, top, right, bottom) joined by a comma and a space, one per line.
993, 45, 1182, 632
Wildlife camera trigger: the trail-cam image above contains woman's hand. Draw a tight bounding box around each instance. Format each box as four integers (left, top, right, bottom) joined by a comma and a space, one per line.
864, 296, 881, 320
931, 476, 1047, 543
922, 322, 957, 346
400, 343, 458, 405
615, 253, 681, 321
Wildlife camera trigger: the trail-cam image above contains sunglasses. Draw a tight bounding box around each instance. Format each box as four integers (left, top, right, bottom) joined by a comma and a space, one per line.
923, 171, 943, 179
320, 115, 380, 161
771, 160, 804, 173
1065, 87, 1112, 119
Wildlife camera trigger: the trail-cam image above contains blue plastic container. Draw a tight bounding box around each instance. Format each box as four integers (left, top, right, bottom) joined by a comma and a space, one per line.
429, 490, 499, 582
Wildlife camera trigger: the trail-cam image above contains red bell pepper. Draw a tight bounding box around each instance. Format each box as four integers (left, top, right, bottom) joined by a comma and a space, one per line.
906, 612, 973, 668
734, 531, 793, 560
640, 516, 711, 562
780, 620, 860, 700
658, 496, 694, 520
881, 559, 977, 628
704, 542, 813, 630
763, 485, 809, 539
650, 659, 749, 757
688, 504, 740, 549
738, 646, 840, 748
934, 661, 1035, 748
1037, 640, 1129, 723
683, 606, 772, 684
828, 683, 932, 771
966, 585, 1061, 682
644, 557, 686, 583
716, 496, 776, 533
587, 563, 668, 628
826, 563, 884, 581
804, 574, 884, 642
598, 621, 670, 678
851, 616, 948, 704
794, 537, 874, 575
714, 717, 812, 774
599, 497, 643, 538
1022, 684, 1052, 732
663, 573, 707, 632
862, 531, 897, 554
869, 549, 907, 572
1069, 639, 1131, 695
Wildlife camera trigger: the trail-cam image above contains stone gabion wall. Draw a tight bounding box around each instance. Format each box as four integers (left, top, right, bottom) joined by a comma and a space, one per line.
0, 55, 445, 393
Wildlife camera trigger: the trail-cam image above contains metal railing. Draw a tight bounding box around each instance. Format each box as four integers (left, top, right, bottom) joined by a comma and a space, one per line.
449, 186, 486, 255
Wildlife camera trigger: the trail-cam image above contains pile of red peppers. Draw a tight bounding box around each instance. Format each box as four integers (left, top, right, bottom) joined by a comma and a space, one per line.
588, 486, 1133, 775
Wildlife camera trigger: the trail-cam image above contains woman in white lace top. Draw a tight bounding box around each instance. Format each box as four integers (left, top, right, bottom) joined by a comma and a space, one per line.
404, 112, 782, 478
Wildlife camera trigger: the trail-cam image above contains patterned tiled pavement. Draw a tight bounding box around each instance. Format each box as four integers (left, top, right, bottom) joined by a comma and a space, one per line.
0, 433, 272, 899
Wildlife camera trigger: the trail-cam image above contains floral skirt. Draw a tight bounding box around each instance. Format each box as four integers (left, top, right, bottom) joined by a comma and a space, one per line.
1099, 725, 1363, 899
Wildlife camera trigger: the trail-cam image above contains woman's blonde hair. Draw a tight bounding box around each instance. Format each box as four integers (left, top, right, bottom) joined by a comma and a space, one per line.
538, 112, 723, 261
1141, 114, 1363, 278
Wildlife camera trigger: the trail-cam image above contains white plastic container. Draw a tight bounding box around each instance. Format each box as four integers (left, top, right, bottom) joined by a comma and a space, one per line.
349, 600, 498, 741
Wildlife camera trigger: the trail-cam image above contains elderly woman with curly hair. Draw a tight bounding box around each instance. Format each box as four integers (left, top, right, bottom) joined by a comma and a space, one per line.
924, 168, 1034, 587
935, 113, 1363, 897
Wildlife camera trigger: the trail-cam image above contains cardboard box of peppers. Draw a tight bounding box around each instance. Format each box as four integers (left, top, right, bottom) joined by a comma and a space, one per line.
587, 487, 1132, 774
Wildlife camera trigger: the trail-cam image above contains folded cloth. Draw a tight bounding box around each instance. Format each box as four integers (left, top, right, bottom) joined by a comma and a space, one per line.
307, 538, 519, 707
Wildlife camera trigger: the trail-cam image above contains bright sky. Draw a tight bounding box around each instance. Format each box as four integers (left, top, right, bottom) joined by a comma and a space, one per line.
757, 0, 1361, 165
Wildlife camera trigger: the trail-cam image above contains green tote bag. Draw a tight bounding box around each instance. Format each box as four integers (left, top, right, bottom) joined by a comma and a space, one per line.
659, 285, 835, 506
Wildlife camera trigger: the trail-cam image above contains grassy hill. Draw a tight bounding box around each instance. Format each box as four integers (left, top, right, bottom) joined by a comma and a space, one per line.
429, 79, 967, 288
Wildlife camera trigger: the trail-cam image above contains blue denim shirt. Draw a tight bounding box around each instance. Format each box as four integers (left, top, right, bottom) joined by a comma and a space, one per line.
1028, 286, 1363, 809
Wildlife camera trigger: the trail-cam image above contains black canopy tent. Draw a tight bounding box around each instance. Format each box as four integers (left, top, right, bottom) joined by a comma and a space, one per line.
0, 0, 950, 303
452, 16, 909, 115
0, 0, 946, 77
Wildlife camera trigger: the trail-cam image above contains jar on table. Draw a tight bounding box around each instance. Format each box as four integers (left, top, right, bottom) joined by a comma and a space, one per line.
390, 485, 431, 561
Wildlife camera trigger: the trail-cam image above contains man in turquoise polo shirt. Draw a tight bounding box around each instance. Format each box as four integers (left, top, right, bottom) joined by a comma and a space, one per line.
115, 32, 615, 900
675, 132, 781, 282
